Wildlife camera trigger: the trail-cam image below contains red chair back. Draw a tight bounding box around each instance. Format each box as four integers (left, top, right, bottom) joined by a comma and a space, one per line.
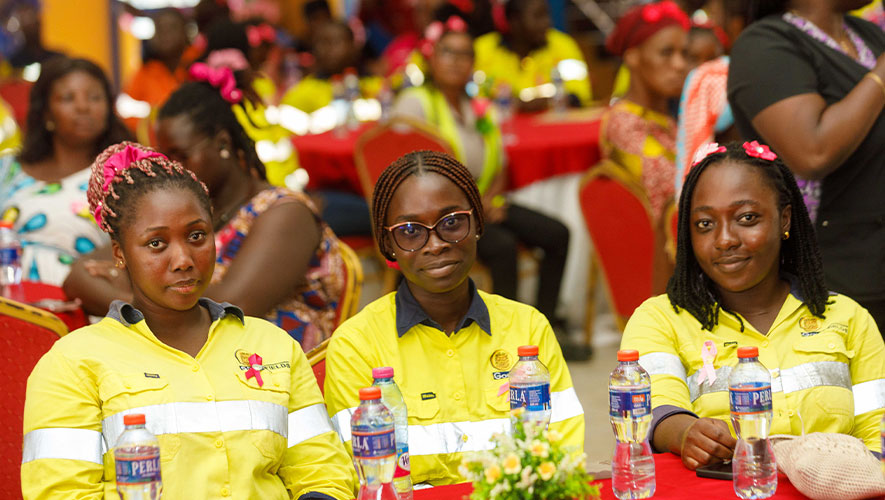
354, 117, 453, 201
307, 338, 330, 396
0, 299, 66, 500
579, 161, 657, 329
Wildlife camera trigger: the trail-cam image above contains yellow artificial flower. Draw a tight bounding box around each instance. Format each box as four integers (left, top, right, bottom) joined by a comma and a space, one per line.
503, 453, 522, 474
530, 440, 550, 458
539, 461, 557, 481
545, 429, 563, 443
485, 464, 502, 483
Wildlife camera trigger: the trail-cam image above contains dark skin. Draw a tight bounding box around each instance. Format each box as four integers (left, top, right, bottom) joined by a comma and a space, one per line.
751, 0, 883, 180
24, 71, 109, 183
505, 0, 557, 112
148, 10, 189, 74
654, 160, 792, 469
64, 115, 321, 317
385, 172, 478, 333
112, 188, 215, 357
624, 25, 689, 115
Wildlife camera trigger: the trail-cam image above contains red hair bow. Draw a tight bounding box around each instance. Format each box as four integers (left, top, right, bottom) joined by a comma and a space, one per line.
420, 16, 469, 58
247, 23, 276, 47
743, 141, 777, 161
189, 63, 243, 104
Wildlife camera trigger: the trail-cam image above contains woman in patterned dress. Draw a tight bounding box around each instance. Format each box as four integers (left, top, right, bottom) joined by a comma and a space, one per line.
0, 56, 132, 285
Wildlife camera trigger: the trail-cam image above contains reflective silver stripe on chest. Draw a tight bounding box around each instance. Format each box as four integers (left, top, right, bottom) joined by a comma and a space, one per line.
688, 361, 851, 402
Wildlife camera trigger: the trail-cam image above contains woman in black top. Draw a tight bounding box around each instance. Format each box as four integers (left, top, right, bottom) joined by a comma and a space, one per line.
727, 0, 885, 333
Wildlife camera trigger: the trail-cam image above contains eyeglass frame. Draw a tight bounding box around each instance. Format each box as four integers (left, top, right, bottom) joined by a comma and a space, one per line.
383, 209, 475, 252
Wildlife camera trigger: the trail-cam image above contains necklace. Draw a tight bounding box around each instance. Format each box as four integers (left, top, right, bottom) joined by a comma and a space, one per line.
783, 12, 876, 69
214, 192, 253, 229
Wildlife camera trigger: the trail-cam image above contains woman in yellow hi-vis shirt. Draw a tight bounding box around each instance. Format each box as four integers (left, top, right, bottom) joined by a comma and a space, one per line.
621, 141, 885, 471
22, 143, 355, 499
323, 151, 585, 486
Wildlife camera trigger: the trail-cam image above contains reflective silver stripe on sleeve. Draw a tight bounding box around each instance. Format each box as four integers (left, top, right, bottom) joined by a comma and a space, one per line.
550, 387, 583, 423
331, 407, 357, 442
852, 379, 885, 416
409, 418, 510, 456
22, 428, 104, 465
102, 400, 288, 447
287, 403, 334, 447
638, 352, 687, 382
687, 361, 852, 402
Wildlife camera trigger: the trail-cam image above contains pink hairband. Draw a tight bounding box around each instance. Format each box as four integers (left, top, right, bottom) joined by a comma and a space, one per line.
420, 16, 469, 58
691, 141, 778, 167
247, 24, 276, 47
93, 144, 167, 226
206, 48, 250, 72
189, 62, 243, 104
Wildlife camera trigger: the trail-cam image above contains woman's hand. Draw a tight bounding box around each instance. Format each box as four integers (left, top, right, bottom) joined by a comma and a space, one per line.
678, 417, 736, 470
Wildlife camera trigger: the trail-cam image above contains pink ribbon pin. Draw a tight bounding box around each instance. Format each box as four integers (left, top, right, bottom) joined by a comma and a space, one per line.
245, 353, 264, 387
697, 340, 718, 387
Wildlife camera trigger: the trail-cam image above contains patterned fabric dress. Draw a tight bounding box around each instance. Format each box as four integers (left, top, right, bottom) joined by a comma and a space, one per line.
212, 187, 345, 352
600, 99, 677, 219
0, 155, 109, 286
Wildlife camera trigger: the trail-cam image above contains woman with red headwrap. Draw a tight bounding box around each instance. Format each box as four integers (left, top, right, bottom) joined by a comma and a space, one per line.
601, 1, 690, 220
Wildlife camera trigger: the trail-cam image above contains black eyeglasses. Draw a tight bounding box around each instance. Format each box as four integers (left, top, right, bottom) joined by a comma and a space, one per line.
384, 210, 474, 252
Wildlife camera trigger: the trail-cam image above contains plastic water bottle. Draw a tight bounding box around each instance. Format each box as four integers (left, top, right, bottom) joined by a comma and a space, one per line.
372, 367, 413, 500
344, 69, 361, 130
494, 83, 516, 145
609, 349, 655, 499
730, 346, 777, 499
352, 387, 398, 500
114, 414, 162, 500
551, 67, 568, 115
509, 345, 551, 429
0, 220, 22, 289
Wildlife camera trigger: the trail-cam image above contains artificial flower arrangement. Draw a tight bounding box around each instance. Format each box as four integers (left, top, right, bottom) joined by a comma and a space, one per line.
460, 415, 600, 500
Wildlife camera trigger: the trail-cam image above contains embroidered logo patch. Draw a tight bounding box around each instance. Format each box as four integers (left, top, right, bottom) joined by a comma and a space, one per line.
490, 349, 513, 371
234, 349, 290, 371
493, 371, 509, 380
799, 316, 822, 333
421, 392, 436, 400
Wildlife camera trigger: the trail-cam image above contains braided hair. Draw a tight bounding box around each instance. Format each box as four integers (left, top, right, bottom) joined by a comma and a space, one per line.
158, 79, 267, 181
87, 142, 210, 240
371, 150, 484, 261
668, 141, 828, 331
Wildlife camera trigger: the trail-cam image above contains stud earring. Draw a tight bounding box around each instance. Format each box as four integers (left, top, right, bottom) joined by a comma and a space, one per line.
475, 234, 480, 240
782, 231, 790, 240
116, 260, 124, 268
220, 149, 231, 159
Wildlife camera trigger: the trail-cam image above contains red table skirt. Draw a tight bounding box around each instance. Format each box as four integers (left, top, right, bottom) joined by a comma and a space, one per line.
292, 110, 601, 195
412, 453, 809, 500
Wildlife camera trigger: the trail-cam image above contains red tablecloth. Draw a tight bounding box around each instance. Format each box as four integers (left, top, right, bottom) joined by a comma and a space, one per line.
7, 281, 89, 332
412, 453, 809, 500
292, 111, 601, 195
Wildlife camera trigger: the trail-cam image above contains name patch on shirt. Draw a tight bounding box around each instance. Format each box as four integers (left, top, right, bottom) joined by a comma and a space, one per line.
143, 373, 160, 379
421, 392, 436, 400
234, 349, 290, 371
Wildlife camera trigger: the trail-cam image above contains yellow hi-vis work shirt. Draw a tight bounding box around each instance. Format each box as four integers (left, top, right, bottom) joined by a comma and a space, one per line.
324, 283, 585, 485
621, 292, 885, 452
22, 298, 356, 500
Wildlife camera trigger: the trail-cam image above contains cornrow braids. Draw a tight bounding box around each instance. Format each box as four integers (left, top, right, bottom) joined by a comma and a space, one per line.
371, 150, 484, 261
87, 142, 211, 239
158, 80, 267, 181
667, 141, 828, 331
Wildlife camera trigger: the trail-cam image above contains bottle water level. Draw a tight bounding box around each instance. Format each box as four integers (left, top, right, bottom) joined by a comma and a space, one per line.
611, 441, 655, 500
733, 438, 777, 499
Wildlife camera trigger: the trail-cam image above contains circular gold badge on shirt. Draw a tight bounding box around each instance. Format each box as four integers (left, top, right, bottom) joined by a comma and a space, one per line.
799, 316, 822, 332
490, 349, 513, 371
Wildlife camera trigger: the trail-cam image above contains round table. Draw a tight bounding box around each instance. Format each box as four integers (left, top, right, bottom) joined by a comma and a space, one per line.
292, 109, 602, 195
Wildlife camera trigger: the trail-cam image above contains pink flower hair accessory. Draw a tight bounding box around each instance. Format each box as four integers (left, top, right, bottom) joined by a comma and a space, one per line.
206, 49, 250, 71
691, 142, 727, 166
94, 143, 167, 227
189, 62, 243, 104
246, 23, 275, 47
421, 16, 469, 58
743, 141, 777, 161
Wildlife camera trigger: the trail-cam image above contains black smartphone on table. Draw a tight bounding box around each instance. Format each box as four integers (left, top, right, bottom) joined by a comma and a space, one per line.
695, 461, 733, 480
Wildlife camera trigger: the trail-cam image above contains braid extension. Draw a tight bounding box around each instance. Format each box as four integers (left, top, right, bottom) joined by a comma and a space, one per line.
371, 150, 485, 260
87, 142, 211, 238
667, 141, 829, 331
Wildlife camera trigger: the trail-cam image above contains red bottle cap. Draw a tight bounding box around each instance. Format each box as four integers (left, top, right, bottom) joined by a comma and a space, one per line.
372, 367, 394, 379
517, 345, 539, 356
359, 387, 382, 400
617, 349, 639, 362
0, 221, 12, 229
737, 346, 759, 358
123, 414, 146, 426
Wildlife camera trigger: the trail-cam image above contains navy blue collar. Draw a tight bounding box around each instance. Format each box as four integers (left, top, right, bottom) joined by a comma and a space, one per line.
395, 279, 491, 337
107, 297, 245, 327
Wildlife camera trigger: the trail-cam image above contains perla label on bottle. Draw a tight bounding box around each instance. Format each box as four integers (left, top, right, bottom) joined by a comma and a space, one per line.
729, 382, 773, 414
609, 388, 651, 417
0, 247, 19, 266
394, 444, 411, 478
510, 384, 551, 412
351, 426, 395, 459
115, 453, 161, 484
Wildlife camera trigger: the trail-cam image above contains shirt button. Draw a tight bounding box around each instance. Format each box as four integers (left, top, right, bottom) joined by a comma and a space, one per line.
447, 349, 455, 357
206, 394, 214, 401
828, 343, 836, 349
454, 392, 462, 400
215, 439, 224, 448
762, 341, 769, 347
221, 487, 231, 497
821, 220, 829, 227
191, 365, 200, 372
124, 382, 132, 389
788, 410, 795, 417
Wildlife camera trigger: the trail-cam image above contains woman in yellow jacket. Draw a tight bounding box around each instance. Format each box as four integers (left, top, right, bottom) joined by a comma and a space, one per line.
323, 151, 585, 486
392, 17, 573, 339
22, 143, 355, 499
621, 141, 885, 471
